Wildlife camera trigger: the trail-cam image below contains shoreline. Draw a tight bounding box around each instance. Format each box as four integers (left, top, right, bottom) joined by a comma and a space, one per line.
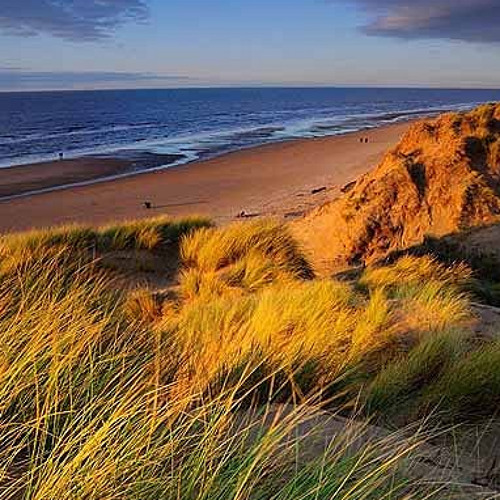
0, 116, 431, 201
0, 151, 186, 201
0, 120, 413, 233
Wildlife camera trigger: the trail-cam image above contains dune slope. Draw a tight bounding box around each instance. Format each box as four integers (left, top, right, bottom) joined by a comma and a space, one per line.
295, 103, 500, 273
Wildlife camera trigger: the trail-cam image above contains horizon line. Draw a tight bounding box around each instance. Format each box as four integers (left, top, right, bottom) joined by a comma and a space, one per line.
2, 84, 500, 94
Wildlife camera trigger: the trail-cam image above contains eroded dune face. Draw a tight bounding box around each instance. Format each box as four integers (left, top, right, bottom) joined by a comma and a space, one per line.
294, 103, 500, 274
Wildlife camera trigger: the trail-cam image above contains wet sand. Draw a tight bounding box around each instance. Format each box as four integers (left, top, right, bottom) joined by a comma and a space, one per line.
0, 121, 412, 233
0, 158, 132, 199
0, 152, 184, 199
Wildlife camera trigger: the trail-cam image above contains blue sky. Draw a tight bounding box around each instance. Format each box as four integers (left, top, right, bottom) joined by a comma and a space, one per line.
2, 0, 500, 91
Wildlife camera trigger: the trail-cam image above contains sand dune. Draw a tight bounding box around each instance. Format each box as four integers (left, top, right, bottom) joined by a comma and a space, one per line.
294, 103, 500, 273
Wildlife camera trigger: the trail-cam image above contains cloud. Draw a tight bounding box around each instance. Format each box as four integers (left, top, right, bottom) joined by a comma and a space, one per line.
0, 0, 149, 41
342, 0, 500, 43
0, 69, 195, 90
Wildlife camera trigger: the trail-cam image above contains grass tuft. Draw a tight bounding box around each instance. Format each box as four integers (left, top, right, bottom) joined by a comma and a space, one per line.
181, 219, 313, 278
367, 330, 468, 415
425, 340, 500, 419
359, 255, 472, 293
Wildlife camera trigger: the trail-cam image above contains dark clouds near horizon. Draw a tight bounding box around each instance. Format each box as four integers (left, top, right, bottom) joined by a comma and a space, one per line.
0, 0, 149, 41
344, 0, 500, 43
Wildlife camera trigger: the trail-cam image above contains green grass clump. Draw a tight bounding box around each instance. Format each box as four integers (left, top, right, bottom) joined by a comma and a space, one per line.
165, 279, 371, 397
98, 215, 211, 251
397, 280, 472, 333
178, 220, 314, 300
366, 330, 467, 415
424, 340, 500, 419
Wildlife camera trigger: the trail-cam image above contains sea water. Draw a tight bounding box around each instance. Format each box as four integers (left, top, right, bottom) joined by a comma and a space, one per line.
2, 87, 500, 171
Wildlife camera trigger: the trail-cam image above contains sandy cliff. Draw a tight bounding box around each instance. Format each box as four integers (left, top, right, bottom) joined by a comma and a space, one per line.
295, 103, 500, 273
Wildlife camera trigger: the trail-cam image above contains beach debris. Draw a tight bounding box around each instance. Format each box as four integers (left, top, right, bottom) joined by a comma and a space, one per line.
341, 180, 356, 193
236, 210, 260, 219
143, 201, 153, 209
311, 186, 327, 195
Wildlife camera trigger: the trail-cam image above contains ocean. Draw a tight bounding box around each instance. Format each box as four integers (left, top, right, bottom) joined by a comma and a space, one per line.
1, 87, 500, 171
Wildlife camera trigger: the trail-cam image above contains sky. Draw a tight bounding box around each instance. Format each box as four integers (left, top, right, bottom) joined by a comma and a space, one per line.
1, 0, 500, 91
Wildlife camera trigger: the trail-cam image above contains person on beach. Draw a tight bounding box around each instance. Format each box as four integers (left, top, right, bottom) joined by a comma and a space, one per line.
58, 152, 64, 160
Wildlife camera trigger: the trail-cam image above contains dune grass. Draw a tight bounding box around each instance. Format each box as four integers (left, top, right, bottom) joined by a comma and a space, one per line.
156, 222, 485, 424
359, 255, 473, 293
0, 254, 430, 499
0, 216, 496, 497
181, 219, 312, 276
177, 220, 314, 302
424, 340, 500, 419
366, 330, 468, 416
0, 215, 211, 273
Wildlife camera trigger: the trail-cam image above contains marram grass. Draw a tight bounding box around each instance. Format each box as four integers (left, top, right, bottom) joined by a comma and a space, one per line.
0, 216, 494, 498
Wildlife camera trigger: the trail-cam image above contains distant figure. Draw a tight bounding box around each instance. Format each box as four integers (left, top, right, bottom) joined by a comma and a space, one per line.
58, 152, 64, 161
143, 201, 152, 209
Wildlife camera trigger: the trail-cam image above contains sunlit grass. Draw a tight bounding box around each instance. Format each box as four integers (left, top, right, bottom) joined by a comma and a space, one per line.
0, 253, 432, 498
398, 281, 473, 333
181, 219, 313, 277
359, 255, 472, 293
0, 215, 211, 273
0, 216, 494, 498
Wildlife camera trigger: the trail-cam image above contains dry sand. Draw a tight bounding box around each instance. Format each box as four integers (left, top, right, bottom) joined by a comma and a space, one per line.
0, 121, 411, 233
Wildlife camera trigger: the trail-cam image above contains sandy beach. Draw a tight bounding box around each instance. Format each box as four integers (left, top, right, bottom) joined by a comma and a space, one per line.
0, 158, 132, 199
0, 151, 185, 200
0, 121, 411, 233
